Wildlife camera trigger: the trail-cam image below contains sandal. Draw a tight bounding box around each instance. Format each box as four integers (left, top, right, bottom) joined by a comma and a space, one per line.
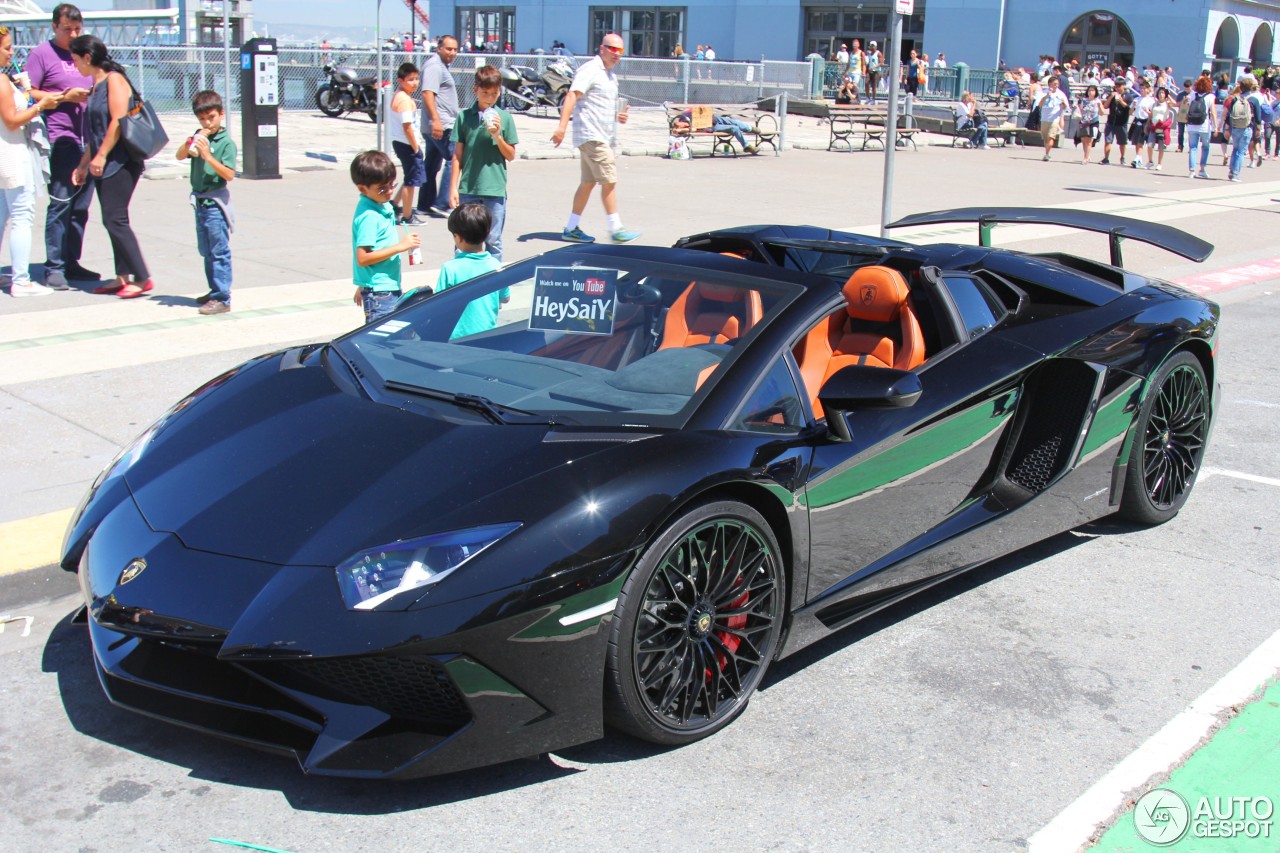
92, 281, 124, 294
118, 279, 154, 299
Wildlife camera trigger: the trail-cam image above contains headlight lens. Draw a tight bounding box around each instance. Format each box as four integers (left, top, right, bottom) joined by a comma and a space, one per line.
336, 522, 520, 611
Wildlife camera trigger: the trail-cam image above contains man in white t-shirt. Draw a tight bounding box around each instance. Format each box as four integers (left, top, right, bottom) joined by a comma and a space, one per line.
551, 33, 639, 243
1036, 75, 1071, 160
836, 43, 850, 74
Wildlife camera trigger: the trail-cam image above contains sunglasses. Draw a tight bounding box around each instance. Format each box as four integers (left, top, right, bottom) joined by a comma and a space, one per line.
603, 45, 624, 55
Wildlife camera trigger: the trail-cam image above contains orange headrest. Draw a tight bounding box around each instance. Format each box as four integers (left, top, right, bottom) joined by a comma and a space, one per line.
693, 282, 740, 303
843, 266, 910, 324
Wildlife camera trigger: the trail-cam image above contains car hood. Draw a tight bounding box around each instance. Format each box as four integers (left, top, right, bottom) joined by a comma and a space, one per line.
125, 353, 609, 567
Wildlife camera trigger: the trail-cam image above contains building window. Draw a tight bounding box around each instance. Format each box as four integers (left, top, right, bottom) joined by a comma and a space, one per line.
590, 7, 685, 57
1059, 11, 1134, 69
457, 7, 516, 53
803, 4, 895, 61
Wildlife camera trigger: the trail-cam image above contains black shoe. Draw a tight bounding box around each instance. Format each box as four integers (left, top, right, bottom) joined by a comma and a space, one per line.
195, 291, 216, 305
66, 263, 101, 281
43, 270, 70, 290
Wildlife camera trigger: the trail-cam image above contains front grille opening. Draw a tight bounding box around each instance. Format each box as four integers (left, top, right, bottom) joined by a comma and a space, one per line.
280, 656, 472, 728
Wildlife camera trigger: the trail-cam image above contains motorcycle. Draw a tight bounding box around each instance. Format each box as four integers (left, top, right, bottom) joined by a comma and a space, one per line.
316, 58, 379, 119
497, 58, 574, 112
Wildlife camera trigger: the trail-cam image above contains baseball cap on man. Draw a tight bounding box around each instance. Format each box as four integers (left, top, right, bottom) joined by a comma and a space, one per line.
869, 40, 877, 47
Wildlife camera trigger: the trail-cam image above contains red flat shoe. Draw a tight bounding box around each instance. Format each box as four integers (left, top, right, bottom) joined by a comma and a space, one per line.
118, 280, 154, 299
93, 281, 124, 294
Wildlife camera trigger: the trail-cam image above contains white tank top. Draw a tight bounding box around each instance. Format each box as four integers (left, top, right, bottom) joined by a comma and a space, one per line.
0, 81, 36, 190
386, 91, 421, 148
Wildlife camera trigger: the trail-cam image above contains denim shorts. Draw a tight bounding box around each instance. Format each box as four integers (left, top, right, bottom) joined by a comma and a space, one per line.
361, 289, 402, 325
392, 141, 425, 187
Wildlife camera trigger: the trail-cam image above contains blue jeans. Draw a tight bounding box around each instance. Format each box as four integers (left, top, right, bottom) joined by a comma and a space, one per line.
0, 184, 36, 287
1187, 129, 1211, 171
361, 290, 401, 325
195, 202, 232, 302
972, 124, 988, 147
45, 137, 94, 274
1229, 125, 1253, 177
713, 116, 751, 149
459, 194, 506, 262
417, 133, 454, 211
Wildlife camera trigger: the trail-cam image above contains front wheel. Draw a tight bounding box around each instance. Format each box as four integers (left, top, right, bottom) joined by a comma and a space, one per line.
605, 501, 785, 744
316, 85, 343, 116
1119, 351, 1210, 524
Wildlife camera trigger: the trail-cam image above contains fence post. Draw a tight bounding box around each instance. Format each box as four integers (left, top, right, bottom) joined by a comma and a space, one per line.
954, 61, 968, 100
682, 55, 690, 103
777, 91, 787, 155
137, 46, 145, 98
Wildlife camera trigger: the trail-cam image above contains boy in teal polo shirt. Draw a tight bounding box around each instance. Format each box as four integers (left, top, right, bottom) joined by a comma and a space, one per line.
438, 203, 506, 339
448, 64, 518, 261
350, 150, 421, 324
176, 90, 237, 315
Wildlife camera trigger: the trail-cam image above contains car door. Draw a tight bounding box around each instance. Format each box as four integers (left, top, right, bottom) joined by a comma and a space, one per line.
802, 273, 1045, 620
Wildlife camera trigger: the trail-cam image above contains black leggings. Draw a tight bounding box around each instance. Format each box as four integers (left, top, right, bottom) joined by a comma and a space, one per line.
96, 158, 150, 280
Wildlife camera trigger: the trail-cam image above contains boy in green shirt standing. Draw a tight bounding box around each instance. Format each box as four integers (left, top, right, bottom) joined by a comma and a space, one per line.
176, 90, 237, 315
350, 150, 421, 324
448, 64, 518, 261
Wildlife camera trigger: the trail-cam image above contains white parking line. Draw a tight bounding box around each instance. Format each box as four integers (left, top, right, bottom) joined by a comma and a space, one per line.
1200, 467, 1280, 488
1027, 627, 1280, 853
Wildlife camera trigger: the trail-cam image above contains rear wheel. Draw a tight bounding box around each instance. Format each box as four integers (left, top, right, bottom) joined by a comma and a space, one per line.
316, 85, 343, 116
1120, 351, 1209, 524
605, 501, 784, 744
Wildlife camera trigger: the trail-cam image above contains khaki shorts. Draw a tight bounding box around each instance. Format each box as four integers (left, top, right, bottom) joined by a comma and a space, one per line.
579, 140, 618, 184
1041, 122, 1061, 142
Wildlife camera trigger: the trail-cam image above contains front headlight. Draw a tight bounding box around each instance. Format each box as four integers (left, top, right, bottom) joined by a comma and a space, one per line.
336, 522, 521, 611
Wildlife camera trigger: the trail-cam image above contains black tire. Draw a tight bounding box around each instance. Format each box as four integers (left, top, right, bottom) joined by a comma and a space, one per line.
1119, 351, 1210, 525
316, 85, 343, 117
509, 87, 534, 113
605, 501, 785, 745
554, 90, 567, 108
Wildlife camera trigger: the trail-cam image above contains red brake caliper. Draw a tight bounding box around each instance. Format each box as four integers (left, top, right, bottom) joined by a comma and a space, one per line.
707, 585, 748, 679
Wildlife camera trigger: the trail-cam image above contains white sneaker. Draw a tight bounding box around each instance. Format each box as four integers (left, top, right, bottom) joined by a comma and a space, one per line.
9, 282, 54, 298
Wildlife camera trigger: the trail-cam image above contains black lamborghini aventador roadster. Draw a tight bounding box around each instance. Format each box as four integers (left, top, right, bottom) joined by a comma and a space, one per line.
62, 208, 1219, 778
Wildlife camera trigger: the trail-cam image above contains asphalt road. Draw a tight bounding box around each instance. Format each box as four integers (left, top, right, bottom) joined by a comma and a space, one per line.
1, 114, 1277, 852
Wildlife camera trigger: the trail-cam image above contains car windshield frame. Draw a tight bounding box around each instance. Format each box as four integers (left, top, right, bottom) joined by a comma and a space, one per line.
330, 250, 806, 430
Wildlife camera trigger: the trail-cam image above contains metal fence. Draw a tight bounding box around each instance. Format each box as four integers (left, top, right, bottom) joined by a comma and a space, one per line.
101, 46, 815, 114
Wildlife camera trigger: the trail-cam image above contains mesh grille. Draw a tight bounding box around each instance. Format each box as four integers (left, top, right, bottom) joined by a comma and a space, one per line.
1004, 362, 1096, 494
289, 656, 470, 727
1007, 434, 1064, 492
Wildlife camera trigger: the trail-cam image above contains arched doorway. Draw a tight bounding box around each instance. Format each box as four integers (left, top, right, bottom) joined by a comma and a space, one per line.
1212, 17, 1240, 79
1060, 10, 1134, 68
1250, 23, 1273, 67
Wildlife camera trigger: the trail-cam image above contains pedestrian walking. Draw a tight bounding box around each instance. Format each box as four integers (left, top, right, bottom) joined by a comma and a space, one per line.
1185, 75, 1216, 179
387, 61, 426, 225
0, 26, 61, 298
1036, 76, 1071, 161
176, 90, 237, 315
417, 34, 459, 218
69, 34, 151, 298
551, 33, 639, 244
25, 3, 98, 290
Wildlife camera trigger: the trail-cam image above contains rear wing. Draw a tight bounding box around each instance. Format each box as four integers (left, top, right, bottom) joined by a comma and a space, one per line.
885, 207, 1214, 267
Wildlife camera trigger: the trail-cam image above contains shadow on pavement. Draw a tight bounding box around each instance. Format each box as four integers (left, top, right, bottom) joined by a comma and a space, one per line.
516, 231, 575, 244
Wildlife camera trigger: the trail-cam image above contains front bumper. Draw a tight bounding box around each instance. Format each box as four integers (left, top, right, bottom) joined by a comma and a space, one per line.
79, 497, 624, 779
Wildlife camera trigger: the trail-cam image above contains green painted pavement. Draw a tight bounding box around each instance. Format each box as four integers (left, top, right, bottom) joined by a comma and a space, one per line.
0, 299, 351, 353
1092, 678, 1280, 852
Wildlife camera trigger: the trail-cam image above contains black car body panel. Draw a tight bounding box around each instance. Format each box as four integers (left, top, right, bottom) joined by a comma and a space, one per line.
65, 212, 1220, 778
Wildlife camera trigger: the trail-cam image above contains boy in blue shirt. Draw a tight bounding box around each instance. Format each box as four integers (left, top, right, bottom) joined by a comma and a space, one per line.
437, 203, 507, 339
350, 150, 420, 324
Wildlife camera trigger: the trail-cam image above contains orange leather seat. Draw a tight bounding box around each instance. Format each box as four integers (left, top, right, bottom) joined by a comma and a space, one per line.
660, 281, 763, 349
795, 266, 926, 419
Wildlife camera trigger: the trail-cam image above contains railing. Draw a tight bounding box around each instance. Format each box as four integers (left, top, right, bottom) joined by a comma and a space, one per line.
816, 60, 1015, 103
100, 46, 814, 114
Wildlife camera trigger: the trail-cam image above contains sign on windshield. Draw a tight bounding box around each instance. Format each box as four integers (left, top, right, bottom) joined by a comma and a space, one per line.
529, 267, 618, 335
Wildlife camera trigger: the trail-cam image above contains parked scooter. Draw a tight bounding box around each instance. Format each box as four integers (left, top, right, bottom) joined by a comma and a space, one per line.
316, 58, 379, 119
497, 58, 574, 112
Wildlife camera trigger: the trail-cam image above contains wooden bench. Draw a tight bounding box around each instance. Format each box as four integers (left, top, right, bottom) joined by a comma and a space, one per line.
945, 103, 1022, 148
826, 103, 920, 151
664, 103, 780, 157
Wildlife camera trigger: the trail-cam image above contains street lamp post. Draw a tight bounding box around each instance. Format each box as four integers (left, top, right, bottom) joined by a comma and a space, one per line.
223, 0, 231, 111
375, 0, 384, 149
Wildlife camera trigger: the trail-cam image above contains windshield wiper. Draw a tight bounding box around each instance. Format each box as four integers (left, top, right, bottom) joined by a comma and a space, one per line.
384, 380, 556, 425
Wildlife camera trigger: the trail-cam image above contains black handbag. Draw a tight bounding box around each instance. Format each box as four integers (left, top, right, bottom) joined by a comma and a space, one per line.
1024, 103, 1042, 131
119, 84, 169, 160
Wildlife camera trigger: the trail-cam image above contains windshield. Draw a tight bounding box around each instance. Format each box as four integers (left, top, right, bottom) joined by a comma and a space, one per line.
335, 251, 802, 428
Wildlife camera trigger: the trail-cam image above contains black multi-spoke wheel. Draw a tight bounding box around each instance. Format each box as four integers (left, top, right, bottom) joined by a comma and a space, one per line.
1120, 352, 1209, 525
606, 501, 784, 744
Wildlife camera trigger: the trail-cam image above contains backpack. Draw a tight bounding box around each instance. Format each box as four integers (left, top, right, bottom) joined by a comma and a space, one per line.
1228, 95, 1250, 128
1186, 93, 1208, 124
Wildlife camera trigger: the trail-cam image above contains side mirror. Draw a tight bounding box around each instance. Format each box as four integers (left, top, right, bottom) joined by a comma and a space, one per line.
818, 365, 922, 442
619, 283, 662, 306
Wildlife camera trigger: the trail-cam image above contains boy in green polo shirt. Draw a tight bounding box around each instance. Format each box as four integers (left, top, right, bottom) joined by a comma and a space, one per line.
176, 90, 237, 315
350, 150, 421, 324
448, 64, 518, 261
